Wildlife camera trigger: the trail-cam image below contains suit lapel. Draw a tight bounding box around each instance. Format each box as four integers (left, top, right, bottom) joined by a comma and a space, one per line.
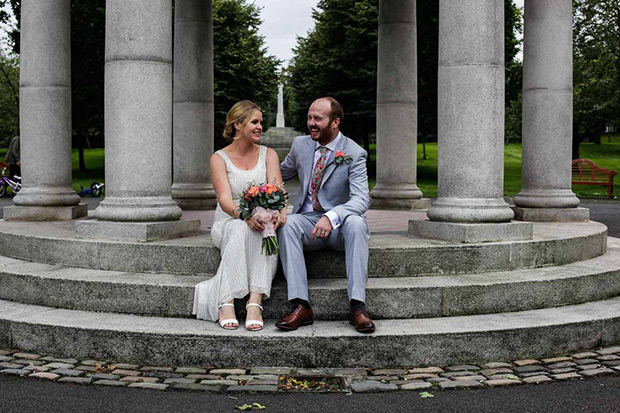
320, 135, 348, 189
301, 137, 316, 197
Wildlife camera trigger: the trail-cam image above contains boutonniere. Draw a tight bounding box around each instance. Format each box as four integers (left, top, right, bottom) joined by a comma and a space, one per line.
327, 151, 353, 167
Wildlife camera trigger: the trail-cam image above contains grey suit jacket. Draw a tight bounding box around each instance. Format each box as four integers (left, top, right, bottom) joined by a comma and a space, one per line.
280, 134, 370, 223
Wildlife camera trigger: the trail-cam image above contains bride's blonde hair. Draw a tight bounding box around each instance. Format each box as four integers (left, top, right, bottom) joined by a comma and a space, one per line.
223, 100, 262, 141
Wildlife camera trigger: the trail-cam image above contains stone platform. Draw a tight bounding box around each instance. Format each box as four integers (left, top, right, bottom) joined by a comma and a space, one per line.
0, 210, 619, 368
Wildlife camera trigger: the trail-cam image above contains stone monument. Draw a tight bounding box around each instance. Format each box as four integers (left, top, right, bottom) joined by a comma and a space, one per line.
261, 83, 298, 161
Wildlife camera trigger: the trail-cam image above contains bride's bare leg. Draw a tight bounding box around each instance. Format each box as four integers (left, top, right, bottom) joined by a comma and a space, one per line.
219, 300, 238, 328
246, 292, 263, 329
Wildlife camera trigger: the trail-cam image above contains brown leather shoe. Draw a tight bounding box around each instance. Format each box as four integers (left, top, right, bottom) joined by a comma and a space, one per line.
349, 305, 376, 333
275, 304, 314, 331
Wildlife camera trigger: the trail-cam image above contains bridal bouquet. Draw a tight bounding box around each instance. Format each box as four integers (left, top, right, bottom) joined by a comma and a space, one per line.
238, 182, 288, 255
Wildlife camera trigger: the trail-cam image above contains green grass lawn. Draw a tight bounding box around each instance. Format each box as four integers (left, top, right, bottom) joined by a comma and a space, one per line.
4, 136, 620, 199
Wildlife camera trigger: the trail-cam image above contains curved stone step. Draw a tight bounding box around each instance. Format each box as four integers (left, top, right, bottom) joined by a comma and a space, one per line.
1, 297, 619, 368
2, 238, 620, 319
0, 220, 607, 277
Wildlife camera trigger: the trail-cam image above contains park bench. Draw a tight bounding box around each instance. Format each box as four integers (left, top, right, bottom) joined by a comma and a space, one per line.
571, 158, 617, 198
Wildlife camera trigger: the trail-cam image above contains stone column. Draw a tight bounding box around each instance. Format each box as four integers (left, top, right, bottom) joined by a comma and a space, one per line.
77, 0, 199, 241
410, 0, 531, 242
512, 0, 588, 221
5, 0, 86, 221
370, 0, 429, 210
171, 0, 217, 210
276, 84, 285, 128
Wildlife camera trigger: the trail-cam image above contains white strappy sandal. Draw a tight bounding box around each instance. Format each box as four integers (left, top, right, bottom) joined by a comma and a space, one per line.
218, 303, 239, 330
245, 303, 264, 331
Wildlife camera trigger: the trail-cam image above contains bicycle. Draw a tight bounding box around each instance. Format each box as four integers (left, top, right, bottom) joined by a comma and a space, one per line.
77, 182, 105, 197
0, 165, 21, 198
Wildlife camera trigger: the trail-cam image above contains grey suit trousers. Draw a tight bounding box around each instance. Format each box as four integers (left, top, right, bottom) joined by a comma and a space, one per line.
278, 212, 370, 303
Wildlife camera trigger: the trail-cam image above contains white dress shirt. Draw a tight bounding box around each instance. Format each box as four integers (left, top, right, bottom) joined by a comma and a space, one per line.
299, 132, 343, 229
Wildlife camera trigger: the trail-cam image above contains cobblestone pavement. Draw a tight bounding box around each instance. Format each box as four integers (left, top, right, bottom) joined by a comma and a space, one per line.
2, 345, 620, 394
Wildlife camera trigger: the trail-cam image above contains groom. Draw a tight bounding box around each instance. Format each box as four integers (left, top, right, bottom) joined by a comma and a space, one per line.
276, 97, 375, 333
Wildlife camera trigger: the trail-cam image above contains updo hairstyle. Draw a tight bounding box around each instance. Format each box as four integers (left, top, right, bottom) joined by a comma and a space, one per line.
223, 100, 262, 141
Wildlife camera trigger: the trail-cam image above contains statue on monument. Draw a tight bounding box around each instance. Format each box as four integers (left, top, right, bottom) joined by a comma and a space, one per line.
260, 83, 299, 161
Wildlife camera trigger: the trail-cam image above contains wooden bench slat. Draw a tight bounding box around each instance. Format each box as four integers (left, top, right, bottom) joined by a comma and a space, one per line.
571, 158, 616, 198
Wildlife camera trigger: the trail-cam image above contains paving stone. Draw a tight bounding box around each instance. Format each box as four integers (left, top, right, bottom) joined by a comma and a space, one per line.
438, 381, 483, 389
128, 382, 168, 391
209, 368, 247, 376
613, 366, 620, 372
142, 371, 181, 379
94, 379, 128, 387
141, 366, 174, 373
441, 371, 476, 378
226, 375, 256, 381
597, 355, 620, 361
541, 357, 573, 365
250, 367, 292, 375
331, 368, 368, 378
175, 367, 207, 375
602, 360, 620, 367
579, 368, 615, 377
372, 369, 406, 376
111, 369, 141, 377
0, 350, 11, 356
444, 365, 480, 372
514, 365, 547, 374
0, 362, 23, 369
597, 347, 620, 355
484, 379, 522, 387
481, 362, 513, 369
24, 365, 51, 373
519, 371, 551, 378
571, 352, 599, 359
44, 362, 75, 370
121, 376, 160, 383
549, 368, 577, 374
547, 361, 577, 369
81, 360, 105, 366
246, 379, 278, 386
399, 381, 432, 390
481, 368, 514, 376
513, 359, 541, 367
551, 372, 582, 381
452, 375, 486, 382
186, 374, 221, 380
173, 383, 222, 392
0, 356, 13, 362
574, 358, 599, 365
389, 380, 409, 386
403, 373, 438, 380
29, 372, 60, 381
58, 377, 93, 385
350, 381, 398, 393
13, 353, 41, 360
76, 365, 97, 372
578, 364, 602, 371
485, 374, 520, 381
227, 384, 278, 393
295, 368, 331, 376
113, 363, 140, 370
367, 375, 393, 381
522, 375, 554, 384
408, 367, 444, 374
40, 357, 79, 364
13, 359, 45, 366
51, 369, 84, 377
1, 369, 30, 377
200, 379, 238, 386
425, 377, 450, 384
164, 378, 197, 385
89, 373, 120, 381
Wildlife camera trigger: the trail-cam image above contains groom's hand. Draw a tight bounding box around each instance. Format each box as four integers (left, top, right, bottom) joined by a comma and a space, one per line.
311, 216, 333, 240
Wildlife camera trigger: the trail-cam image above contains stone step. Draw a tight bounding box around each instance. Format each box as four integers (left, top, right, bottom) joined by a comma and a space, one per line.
0, 220, 607, 277
2, 297, 619, 368
2, 238, 620, 319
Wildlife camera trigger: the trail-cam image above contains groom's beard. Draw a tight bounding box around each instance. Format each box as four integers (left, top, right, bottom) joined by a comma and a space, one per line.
309, 120, 336, 143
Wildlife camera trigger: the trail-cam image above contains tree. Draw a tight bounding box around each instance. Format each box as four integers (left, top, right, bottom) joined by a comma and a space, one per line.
0, 51, 19, 148
572, 0, 620, 158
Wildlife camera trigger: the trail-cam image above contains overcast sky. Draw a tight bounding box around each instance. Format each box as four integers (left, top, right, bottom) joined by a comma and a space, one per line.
255, 0, 525, 66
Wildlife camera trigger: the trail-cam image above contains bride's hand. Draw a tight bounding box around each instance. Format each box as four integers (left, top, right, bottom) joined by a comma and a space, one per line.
245, 216, 265, 232
275, 210, 287, 230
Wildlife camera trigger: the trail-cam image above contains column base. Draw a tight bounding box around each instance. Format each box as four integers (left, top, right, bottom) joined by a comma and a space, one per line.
370, 198, 431, 210
427, 197, 515, 223
512, 207, 590, 222
171, 184, 217, 210
409, 219, 533, 243
513, 189, 580, 209
95, 197, 183, 222
175, 198, 217, 210
3, 204, 88, 221
370, 183, 425, 210
75, 219, 201, 242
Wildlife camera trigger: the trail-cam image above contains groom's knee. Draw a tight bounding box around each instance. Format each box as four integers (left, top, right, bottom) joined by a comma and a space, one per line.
278, 214, 305, 238
342, 215, 367, 237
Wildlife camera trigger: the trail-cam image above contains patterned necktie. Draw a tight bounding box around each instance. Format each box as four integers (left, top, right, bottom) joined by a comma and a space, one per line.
310, 146, 329, 211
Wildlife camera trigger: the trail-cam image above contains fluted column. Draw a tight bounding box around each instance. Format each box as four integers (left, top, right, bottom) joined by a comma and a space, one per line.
426, 0, 513, 223
370, 0, 428, 210
6, 0, 86, 220
171, 0, 217, 210
512, 0, 586, 221
95, 0, 182, 222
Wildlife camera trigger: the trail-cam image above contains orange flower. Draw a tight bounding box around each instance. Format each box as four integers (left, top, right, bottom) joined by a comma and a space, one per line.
265, 183, 277, 195
247, 186, 259, 197
335, 151, 345, 158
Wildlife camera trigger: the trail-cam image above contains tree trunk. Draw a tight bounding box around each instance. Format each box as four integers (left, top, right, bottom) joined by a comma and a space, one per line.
78, 130, 88, 172
572, 121, 581, 160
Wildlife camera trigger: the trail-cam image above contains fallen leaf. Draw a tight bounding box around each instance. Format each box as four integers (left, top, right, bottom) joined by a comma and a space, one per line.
419, 391, 435, 398
236, 404, 253, 411
252, 402, 266, 410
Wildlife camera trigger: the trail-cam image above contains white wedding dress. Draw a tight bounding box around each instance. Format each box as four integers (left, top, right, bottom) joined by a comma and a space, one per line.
193, 145, 278, 321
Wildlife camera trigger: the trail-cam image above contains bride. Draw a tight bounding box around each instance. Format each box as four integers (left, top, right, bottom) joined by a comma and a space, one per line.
193, 100, 286, 331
